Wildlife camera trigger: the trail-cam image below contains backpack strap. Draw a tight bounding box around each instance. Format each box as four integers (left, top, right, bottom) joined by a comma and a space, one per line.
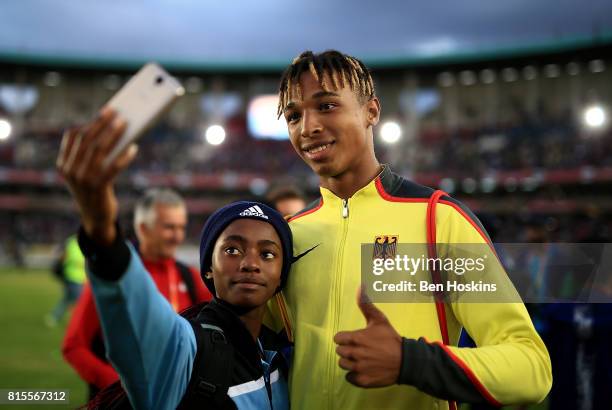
176, 261, 199, 306
426, 189, 458, 410
274, 292, 294, 343
177, 320, 237, 410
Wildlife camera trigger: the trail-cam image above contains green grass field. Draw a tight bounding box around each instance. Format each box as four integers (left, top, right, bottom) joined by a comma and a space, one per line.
0, 268, 87, 409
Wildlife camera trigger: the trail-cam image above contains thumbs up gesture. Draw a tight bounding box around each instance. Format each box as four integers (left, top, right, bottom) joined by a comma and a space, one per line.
333, 287, 402, 388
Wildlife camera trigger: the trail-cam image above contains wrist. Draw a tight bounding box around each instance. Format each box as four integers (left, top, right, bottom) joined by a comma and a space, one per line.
78, 224, 131, 281
398, 337, 422, 385
82, 220, 116, 247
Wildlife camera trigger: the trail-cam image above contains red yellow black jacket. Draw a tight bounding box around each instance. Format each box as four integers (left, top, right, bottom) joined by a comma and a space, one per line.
268, 166, 552, 409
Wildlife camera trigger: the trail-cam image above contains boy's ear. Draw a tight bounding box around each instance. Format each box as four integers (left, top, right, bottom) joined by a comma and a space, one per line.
366, 97, 380, 127
205, 271, 213, 279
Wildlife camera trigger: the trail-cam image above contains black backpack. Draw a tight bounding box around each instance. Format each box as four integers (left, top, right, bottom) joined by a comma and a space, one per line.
87, 302, 237, 410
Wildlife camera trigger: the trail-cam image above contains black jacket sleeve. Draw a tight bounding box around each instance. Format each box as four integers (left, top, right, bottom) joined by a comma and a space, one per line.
398, 337, 494, 405
77, 225, 131, 281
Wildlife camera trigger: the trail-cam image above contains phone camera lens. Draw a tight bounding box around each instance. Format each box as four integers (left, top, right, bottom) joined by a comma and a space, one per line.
155, 76, 164, 85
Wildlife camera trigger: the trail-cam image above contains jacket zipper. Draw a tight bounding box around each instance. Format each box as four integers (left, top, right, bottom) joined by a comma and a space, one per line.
328, 198, 350, 409
342, 199, 349, 218
261, 344, 274, 410
264, 372, 273, 410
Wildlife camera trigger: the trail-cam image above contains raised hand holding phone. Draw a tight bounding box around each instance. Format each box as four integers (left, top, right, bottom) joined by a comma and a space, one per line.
57, 63, 183, 246
57, 109, 134, 246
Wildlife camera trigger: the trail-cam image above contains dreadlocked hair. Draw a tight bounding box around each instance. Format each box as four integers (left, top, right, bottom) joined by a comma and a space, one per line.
277, 50, 375, 118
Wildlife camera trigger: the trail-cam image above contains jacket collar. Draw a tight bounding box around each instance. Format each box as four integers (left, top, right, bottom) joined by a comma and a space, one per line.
318, 164, 391, 207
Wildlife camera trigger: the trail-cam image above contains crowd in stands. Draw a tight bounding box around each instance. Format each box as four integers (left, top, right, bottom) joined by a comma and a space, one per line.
2, 91, 611, 261
415, 109, 612, 175
3, 108, 611, 180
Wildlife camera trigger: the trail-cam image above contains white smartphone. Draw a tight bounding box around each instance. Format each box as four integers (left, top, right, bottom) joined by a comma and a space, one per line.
102, 62, 185, 167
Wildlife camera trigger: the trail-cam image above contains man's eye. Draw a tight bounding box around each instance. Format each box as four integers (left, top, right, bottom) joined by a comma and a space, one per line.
225, 247, 241, 255
286, 112, 301, 123
320, 103, 336, 111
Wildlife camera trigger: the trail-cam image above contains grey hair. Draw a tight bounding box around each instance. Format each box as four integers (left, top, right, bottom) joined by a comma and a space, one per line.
133, 188, 186, 231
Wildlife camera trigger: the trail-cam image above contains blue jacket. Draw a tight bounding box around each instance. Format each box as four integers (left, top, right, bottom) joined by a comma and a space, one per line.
85, 239, 289, 410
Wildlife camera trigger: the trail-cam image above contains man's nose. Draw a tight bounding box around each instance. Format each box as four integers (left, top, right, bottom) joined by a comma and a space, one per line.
167, 230, 183, 244
301, 110, 323, 138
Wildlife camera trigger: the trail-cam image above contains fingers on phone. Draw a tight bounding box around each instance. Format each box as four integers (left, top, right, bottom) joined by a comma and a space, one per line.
68, 110, 113, 165
76, 110, 116, 164
57, 127, 78, 170
83, 108, 114, 140
57, 111, 127, 185
76, 117, 126, 180
99, 106, 113, 118
64, 130, 85, 175
58, 127, 87, 178
104, 144, 138, 183
96, 117, 127, 159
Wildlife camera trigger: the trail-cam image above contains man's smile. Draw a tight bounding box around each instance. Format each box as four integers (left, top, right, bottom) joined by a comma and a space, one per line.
303, 141, 335, 160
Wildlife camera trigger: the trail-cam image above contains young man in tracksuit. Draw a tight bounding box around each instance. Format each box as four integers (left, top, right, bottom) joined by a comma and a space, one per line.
267, 50, 553, 409
62, 189, 211, 399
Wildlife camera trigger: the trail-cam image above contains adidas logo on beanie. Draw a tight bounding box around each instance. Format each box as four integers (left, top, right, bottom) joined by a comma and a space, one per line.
239, 205, 269, 219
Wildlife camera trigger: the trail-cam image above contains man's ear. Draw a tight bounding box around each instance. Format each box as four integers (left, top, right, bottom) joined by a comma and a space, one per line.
365, 97, 381, 127
137, 222, 148, 238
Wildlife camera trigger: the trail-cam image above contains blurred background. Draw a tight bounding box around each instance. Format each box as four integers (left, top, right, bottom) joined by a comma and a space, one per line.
1, 0, 611, 408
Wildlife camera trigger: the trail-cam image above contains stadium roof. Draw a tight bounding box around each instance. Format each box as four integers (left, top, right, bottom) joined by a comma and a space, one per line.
1, 0, 612, 71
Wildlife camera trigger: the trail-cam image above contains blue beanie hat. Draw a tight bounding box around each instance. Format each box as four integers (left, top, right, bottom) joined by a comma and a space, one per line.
199, 201, 293, 295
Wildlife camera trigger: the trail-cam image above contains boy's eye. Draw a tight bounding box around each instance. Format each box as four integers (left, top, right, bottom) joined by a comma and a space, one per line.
225, 247, 241, 255
262, 251, 276, 260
